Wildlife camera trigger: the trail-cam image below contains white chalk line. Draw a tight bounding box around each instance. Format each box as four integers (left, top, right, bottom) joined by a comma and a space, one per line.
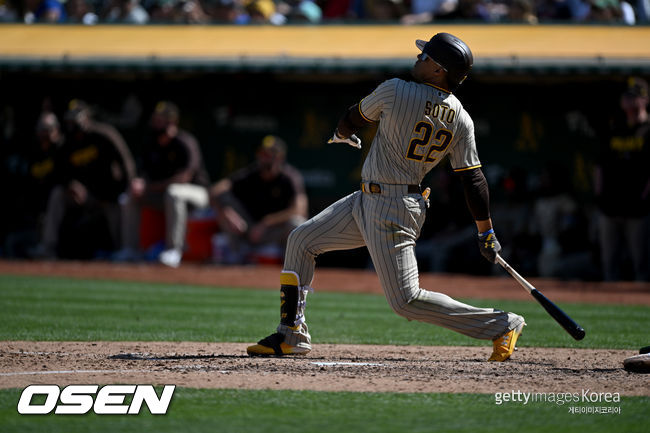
0, 369, 152, 377
311, 362, 384, 367
0, 368, 233, 377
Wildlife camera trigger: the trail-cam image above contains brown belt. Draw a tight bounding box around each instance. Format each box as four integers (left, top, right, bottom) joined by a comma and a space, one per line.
361, 182, 421, 194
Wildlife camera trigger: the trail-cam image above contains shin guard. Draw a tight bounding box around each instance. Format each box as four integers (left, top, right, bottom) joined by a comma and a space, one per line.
280, 271, 300, 327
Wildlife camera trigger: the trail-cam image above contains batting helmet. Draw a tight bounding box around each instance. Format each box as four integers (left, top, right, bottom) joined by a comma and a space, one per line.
416, 33, 473, 91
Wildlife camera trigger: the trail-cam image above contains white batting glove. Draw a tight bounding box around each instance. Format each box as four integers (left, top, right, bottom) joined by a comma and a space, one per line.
328, 131, 361, 149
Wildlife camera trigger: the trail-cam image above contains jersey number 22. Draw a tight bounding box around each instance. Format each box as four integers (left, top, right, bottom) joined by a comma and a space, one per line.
406, 121, 452, 163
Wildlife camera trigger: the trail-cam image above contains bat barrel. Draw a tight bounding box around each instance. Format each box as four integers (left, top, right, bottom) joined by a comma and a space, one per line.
497, 255, 585, 341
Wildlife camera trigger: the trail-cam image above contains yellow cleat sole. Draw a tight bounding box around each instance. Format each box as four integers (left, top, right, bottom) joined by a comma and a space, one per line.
246, 342, 310, 357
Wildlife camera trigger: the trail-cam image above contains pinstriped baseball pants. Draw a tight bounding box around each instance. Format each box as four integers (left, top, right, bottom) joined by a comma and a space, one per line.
279, 188, 524, 346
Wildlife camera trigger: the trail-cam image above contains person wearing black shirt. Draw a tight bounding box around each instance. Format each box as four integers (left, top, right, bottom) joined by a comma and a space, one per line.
595, 77, 650, 281
34, 100, 135, 259
211, 135, 307, 264
116, 101, 210, 268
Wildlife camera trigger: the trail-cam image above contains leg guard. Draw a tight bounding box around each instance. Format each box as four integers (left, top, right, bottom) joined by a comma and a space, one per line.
277, 271, 311, 349
280, 271, 300, 327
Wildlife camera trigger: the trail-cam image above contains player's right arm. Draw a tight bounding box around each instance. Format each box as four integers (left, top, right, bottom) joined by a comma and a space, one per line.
327, 104, 369, 149
329, 79, 396, 148
335, 103, 373, 140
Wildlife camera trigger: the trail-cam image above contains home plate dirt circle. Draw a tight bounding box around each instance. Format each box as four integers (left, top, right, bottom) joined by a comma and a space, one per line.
1, 341, 648, 396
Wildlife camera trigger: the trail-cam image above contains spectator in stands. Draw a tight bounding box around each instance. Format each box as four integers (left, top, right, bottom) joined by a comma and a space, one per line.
586, 0, 623, 22
66, 0, 99, 24
228, 0, 288, 23
321, 0, 356, 19
116, 101, 211, 268
635, 0, 650, 21
148, 0, 210, 23
535, 0, 589, 20
282, 0, 323, 22
23, 0, 67, 22
210, 135, 307, 264
400, 0, 459, 24
594, 77, 650, 281
105, 0, 150, 23
360, 0, 406, 20
0, 0, 19, 21
507, 0, 538, 22
32, 99, 136, 259
205, 0, 247, 22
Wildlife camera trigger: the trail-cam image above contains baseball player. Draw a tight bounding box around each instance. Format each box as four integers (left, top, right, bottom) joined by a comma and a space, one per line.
247, 33, 526, 361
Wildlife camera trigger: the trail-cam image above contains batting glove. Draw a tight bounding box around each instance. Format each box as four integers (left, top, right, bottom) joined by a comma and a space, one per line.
477, 228, 501, 264
328, 130, 361, 149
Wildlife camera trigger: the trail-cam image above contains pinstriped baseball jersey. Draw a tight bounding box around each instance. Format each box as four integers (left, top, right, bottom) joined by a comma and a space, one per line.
274, 77, 524, 350
360, 78, 480, 185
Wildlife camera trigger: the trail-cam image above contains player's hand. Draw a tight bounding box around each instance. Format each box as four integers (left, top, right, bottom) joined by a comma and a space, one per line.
328, 130, 361, 149
222, 206, 248, 235
477, 229, 501, 263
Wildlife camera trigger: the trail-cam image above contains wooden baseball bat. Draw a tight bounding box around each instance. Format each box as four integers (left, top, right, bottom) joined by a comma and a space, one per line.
496, 254, 586, 341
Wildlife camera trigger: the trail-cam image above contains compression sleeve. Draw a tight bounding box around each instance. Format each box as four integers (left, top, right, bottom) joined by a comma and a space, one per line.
459, 167, 491, 221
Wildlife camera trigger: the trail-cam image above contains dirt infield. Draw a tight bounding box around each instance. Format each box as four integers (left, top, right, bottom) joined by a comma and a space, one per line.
1, 260, 649, 395
1, 341, 648, 396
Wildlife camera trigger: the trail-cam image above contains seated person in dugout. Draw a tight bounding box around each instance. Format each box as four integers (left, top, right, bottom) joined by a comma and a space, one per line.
210, 135, 307, 264
34, 99, 135, 259
115, 101, 211, 268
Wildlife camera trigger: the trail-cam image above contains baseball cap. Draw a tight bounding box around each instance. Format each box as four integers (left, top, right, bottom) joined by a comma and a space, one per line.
152, 101, 180, 122
624, 77, 649, 98
244, 0, 275, 19
259, 135, 287, 155
64, 99, 91, 121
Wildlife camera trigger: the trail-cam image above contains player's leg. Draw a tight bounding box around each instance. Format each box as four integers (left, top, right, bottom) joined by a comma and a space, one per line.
360, 194, 524, 340
247, 192, 366, 356
283, 191, 366, 287
160, 183, 209, 267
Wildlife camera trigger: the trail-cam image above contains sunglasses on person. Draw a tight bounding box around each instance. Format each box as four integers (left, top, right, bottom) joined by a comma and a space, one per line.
420, 52, 448, 72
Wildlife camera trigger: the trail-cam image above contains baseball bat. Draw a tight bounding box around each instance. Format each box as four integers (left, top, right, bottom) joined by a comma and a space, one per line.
496, 255, 586, 341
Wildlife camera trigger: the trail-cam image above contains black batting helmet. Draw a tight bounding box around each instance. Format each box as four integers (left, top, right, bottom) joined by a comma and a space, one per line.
416, 33, 473, 91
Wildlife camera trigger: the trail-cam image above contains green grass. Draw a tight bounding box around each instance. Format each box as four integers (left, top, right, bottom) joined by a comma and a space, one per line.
1, 274, 648, 433
0, 388, 647, 433
0, 274, 648, 349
